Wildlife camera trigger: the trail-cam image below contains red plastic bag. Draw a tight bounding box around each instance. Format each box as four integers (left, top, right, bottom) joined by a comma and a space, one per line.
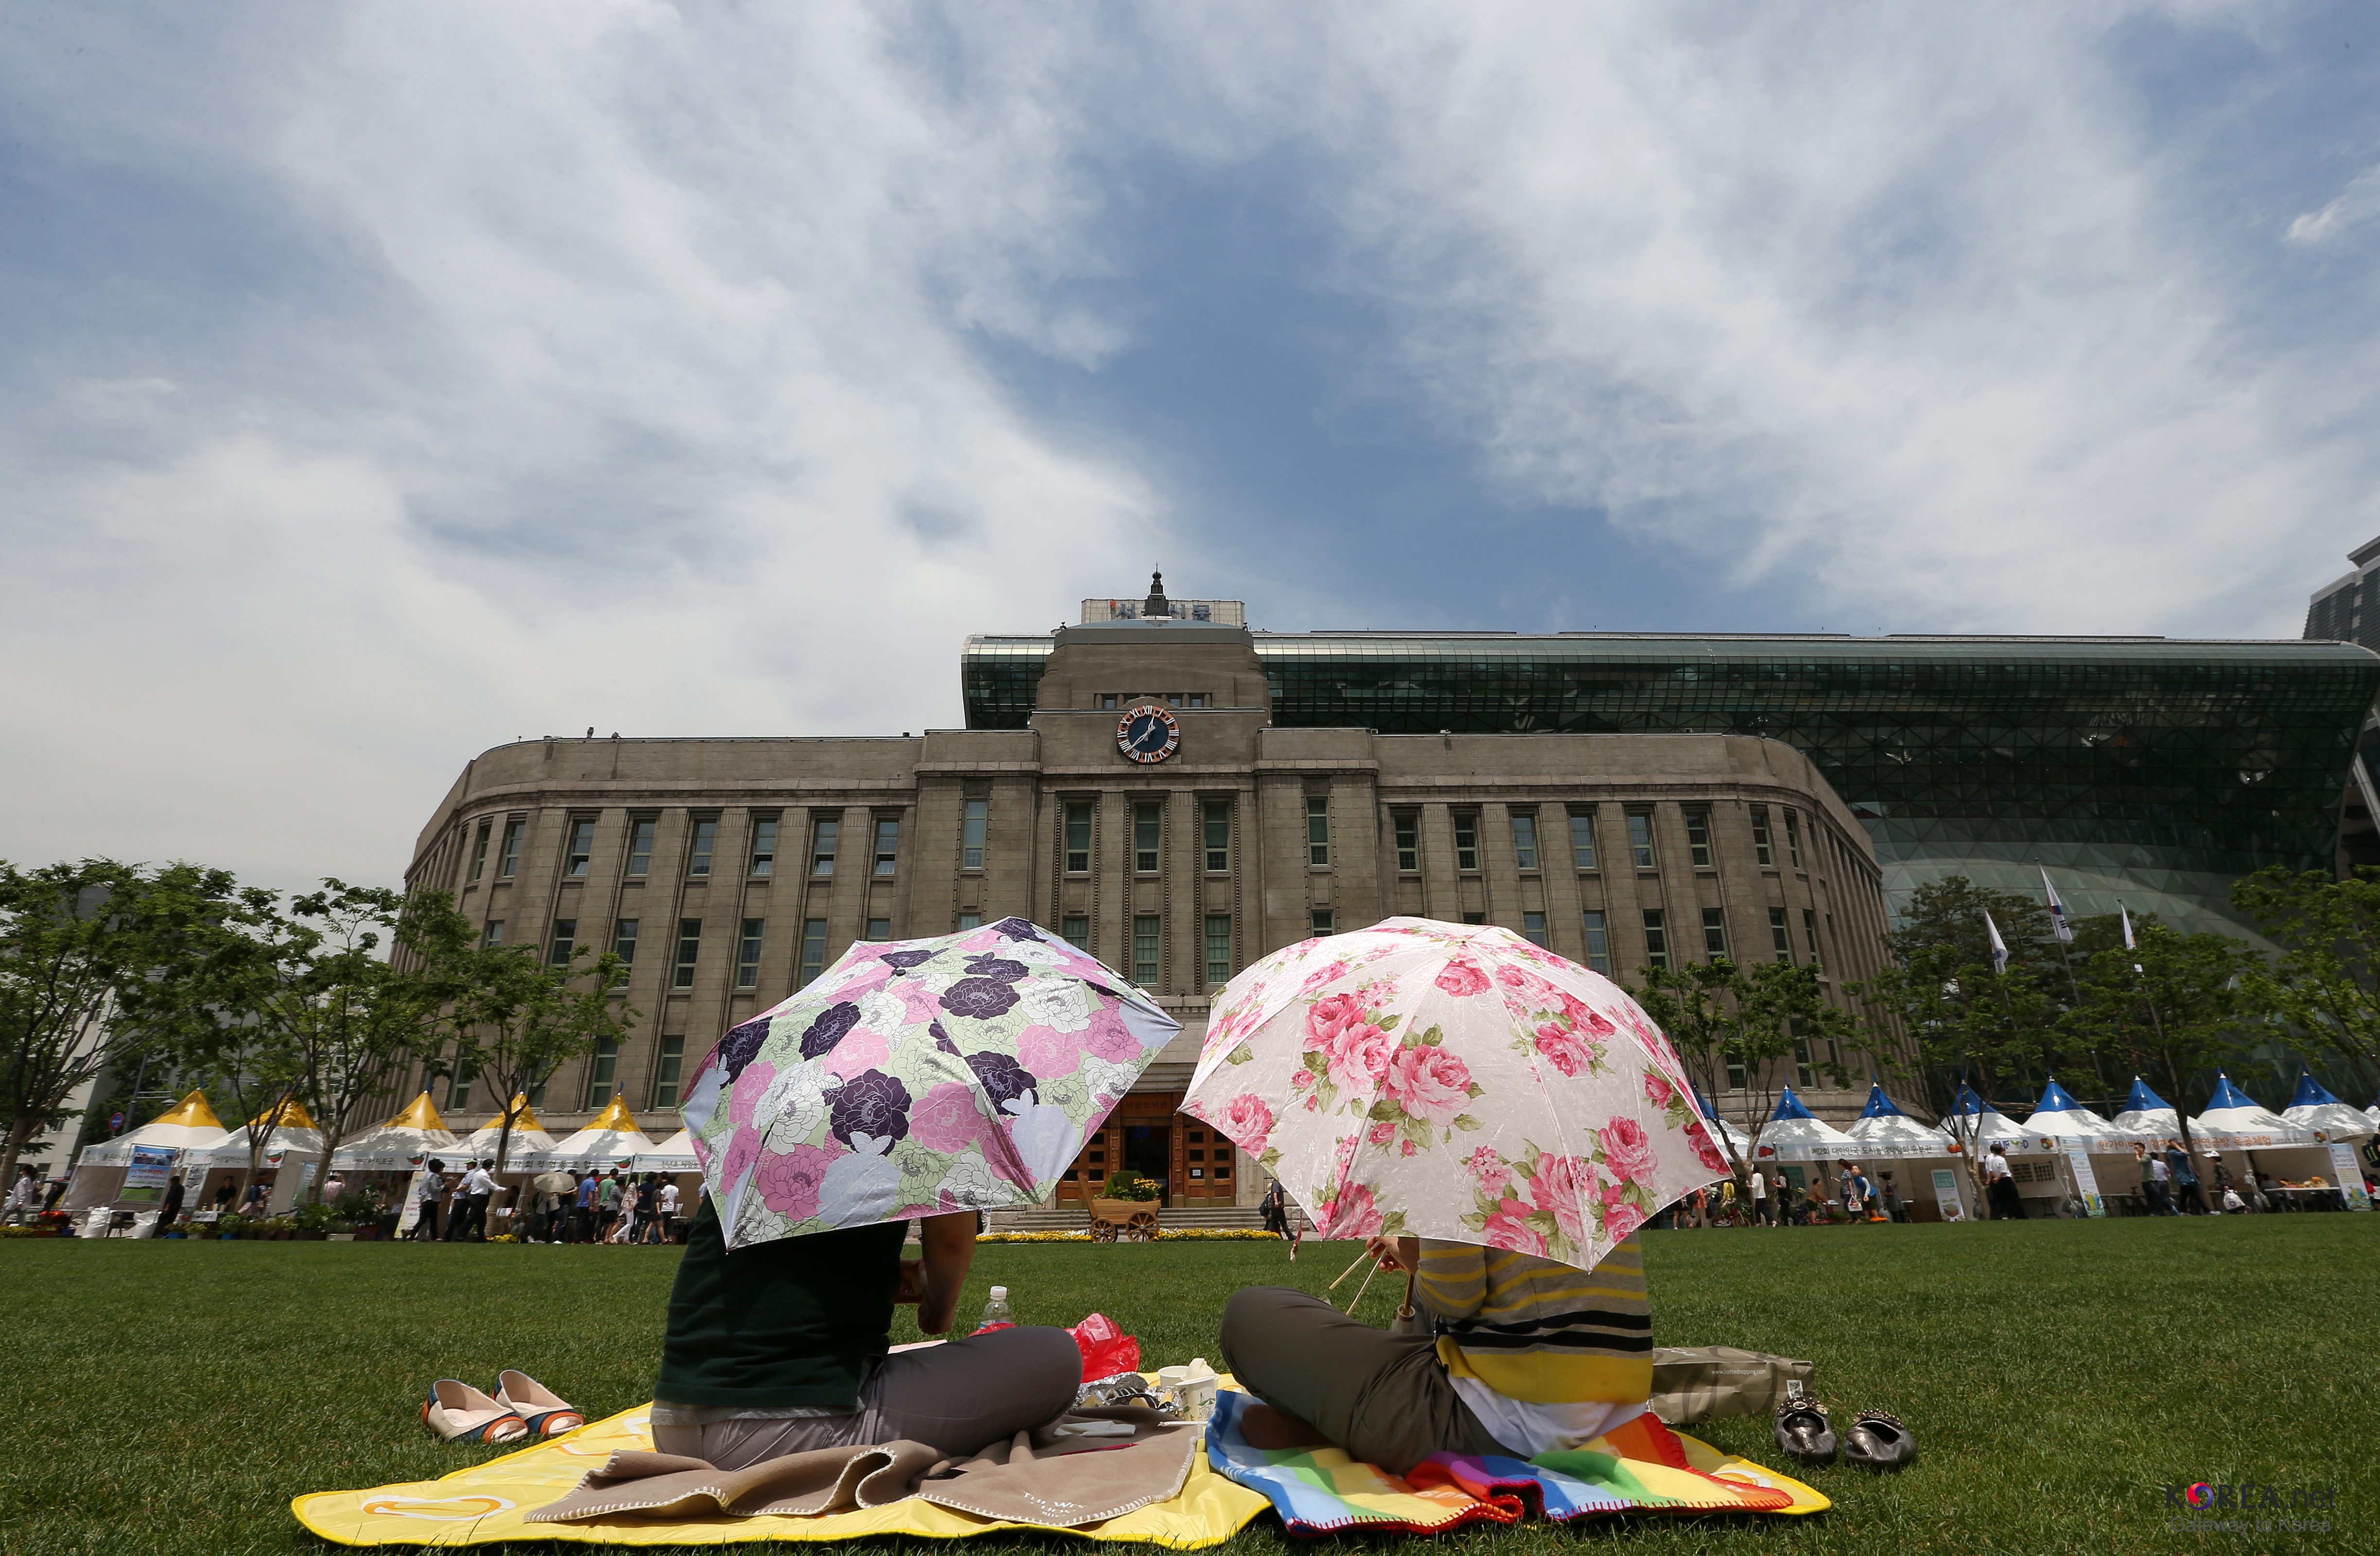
1068, 1312, 1141, 1381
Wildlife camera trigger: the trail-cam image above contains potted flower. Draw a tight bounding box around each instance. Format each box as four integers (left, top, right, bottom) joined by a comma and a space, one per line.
216, 1212, 247, 1241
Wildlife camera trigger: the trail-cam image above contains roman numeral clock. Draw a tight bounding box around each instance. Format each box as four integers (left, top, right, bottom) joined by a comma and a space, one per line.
1116, 702, 1181, 764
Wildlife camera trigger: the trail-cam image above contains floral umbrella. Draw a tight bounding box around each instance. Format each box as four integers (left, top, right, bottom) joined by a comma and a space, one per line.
683, 917, 1179, 1250
1184, 917, 1726, 1272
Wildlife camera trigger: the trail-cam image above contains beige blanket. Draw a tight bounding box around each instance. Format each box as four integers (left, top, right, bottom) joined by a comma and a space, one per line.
525, 1406, 1201, 1531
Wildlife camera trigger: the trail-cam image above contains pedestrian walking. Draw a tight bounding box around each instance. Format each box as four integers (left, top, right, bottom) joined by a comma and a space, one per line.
2167, 1142, 2209, 1214
1748, 1168, 1770, 1225
1983, 1145, 2024, 1221
409, 1160, 448, 1241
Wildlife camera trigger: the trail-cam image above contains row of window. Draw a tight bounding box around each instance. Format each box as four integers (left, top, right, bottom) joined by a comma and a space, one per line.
1391, 804, 1806, 874
439, 1031, 690, 1116
465, 812, 908, 887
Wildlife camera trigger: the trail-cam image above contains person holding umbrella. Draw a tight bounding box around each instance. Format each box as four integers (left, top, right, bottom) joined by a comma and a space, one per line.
657, 917, 1182, 1469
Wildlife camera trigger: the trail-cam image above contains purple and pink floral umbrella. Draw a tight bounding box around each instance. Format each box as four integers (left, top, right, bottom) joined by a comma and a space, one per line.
1183, 917, 1726, 1273
682, 918, 1178, 1250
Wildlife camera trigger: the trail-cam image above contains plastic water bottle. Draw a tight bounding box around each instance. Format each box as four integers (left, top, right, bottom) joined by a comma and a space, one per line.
977, 1286, 1015, 1330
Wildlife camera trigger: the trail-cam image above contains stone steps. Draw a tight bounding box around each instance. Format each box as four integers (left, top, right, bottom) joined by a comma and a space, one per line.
982, 1204, 1313, 1234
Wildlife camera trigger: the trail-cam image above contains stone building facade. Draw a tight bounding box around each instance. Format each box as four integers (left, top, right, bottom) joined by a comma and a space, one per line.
403, 587, 1898, 1206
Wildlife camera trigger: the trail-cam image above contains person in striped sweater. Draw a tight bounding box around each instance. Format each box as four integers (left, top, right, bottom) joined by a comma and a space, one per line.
1219, 1233, 1652, 1473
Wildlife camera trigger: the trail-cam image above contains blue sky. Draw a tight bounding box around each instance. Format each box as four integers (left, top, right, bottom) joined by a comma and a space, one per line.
7, 2, 2380, 887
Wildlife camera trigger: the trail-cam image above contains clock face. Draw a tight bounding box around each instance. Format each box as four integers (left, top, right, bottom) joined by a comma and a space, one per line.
1116, 702, 1181, 764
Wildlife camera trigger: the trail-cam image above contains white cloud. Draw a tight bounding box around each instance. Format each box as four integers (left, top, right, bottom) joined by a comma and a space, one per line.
2287, 163, 2380, 246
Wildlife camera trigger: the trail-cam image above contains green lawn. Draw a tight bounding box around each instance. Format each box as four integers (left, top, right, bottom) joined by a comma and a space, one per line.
0, 1217, 2370, 1556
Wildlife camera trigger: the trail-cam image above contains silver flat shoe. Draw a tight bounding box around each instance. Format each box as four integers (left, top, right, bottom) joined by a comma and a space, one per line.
1844, 1408, 1914, 1470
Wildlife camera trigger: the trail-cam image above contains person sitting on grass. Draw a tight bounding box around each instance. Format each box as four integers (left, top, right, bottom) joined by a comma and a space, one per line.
1219, 1232, 1651, 1476
650, 1201, 1083, 1471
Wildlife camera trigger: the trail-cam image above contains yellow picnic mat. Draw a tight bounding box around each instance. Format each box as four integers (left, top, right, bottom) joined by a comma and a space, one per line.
292, 1403, 1273, 1549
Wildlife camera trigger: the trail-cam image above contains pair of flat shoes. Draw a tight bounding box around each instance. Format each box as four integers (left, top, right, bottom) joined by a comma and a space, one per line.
1773, 1397, 1914, 1470
423, 1370, 584, 1444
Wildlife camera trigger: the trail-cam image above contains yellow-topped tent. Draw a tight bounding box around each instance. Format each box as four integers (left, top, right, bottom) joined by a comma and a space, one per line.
75, 1090, 232, 1165
464, 1096, 558, 1166
332, 1092, 462, 1170
530, 1095, 653, 1169
201, 1097, 326, 1164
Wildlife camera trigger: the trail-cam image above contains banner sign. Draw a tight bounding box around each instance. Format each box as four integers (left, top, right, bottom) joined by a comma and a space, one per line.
1930, 1168, 1965, 1222
119, 1145, 177, 1205
2327, 1142, 2372, 1211
2065, 1148, 2106, 1217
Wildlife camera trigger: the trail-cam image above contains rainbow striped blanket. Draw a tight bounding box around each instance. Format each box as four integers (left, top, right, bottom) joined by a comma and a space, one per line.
1204, 1389, 1827, 1533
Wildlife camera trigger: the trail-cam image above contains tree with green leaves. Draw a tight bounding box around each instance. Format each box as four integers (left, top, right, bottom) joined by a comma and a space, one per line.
1847, 877, 2066, 1189
406, 894, 638, 1177
2062, 914, 2263, 1167
2231, 865, 2380, 1088
1630, 956, 1858, 1190
0, 859, 244, 1185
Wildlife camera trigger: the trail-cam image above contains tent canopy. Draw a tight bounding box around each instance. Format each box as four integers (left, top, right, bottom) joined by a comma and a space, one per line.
76, 1090, 231, 1165
201, 1099, 326, 1164
2108, 1076, 2180, 1140
634, 1128, 699, 1173
1754, 1085, 1859, 1160
332, 1092, 460, 1169
1846, 1083, 1952, 1152
2191, 1072, 2311, 1146
2281, 1073, 2377, 1140
465, 1096, 558, 1164
530, 1096, 653, 1168
1940, 1084, 2027, 1147
2024, 1077, 2118, 1142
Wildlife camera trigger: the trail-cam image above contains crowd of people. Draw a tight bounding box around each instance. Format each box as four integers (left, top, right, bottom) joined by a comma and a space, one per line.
1650, 1161, 1902, 1228
402, 1160, 684, 1244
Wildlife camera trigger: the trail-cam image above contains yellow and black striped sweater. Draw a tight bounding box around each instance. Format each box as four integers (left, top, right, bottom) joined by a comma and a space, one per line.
1416, 1236, 1652, 1405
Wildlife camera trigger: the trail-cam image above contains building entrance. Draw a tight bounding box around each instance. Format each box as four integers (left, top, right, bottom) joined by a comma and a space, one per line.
1056, 1093, 1239, 1206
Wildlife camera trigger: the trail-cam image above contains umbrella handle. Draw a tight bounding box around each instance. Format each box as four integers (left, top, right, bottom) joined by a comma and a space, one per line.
1345, 1258, 1380, 1314
1327, 1248, 1372, 1291
1396, 1270, 1417, 1322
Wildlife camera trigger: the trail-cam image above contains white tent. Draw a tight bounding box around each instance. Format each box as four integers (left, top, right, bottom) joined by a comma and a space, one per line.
332, 1092, 460, 1170
1938, 1084, 2027, 1152
635, 1128, 699, 1174
2281, 1074, 2376, 1141
530, 1096, 653, 1169
1754, 1086, 1860, 1161
2107, 1077, 2182, 1142
2021, 1077, 2122, 1147
461, 1096, 559, 1169
2188, 1074, 2314, 1148
74, 1091, 231, 1166
1845, 1083, 1953, 1156
200, 1100, 328, 1166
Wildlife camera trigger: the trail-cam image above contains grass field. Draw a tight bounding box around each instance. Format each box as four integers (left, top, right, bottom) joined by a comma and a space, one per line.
1, 1217, 2371, 1556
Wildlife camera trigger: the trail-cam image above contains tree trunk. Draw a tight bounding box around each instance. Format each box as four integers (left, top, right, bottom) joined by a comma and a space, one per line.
0, 1113, 44, 1192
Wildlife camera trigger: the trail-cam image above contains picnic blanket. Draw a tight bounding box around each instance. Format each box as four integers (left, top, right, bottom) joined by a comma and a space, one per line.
292, 1403, 1270, 1548
1203, 1387, 1828, 1533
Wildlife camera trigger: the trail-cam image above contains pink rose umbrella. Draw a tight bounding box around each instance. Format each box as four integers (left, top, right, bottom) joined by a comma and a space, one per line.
1183, 917, 1726, 1273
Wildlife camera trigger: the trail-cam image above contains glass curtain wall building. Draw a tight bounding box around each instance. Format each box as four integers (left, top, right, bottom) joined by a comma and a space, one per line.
967, 630, 2380, 937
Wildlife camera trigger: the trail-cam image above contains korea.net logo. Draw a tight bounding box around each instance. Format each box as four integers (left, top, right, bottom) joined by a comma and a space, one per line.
2164, 1481, 2338, 1534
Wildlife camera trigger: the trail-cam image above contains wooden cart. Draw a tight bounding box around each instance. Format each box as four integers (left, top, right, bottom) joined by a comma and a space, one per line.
1087, 1196, 1160, 1242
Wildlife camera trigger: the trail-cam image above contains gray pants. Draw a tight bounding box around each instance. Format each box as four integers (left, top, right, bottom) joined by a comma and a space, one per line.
1218, 1286, 1509, 1475
652, 1326, 1082, 1469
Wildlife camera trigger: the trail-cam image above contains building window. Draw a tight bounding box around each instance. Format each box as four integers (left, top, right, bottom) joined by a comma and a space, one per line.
1685, 811, 1713, 869
1134, 804, 1161, 874
1394, 813, 1420, 873
1204, 801, 1231, 873
584, 1037, 619, 1109
866, 917, 892, 941
957, 912, 982, 930
1769, 906, 1793, 962
626, 817, 657, 878
524, 1076, 545, 1109
1463, 911, 1487, 924
1062, 915, 1089, 951
613, 918, 639, 963
1522, 910, 1548, 947
1512, 812, 1540, 872
1133, 914, 1160, 985
1749, 806, 1774, 867
961, 799, 988, 871
497, 818, 525, 878
1627, 812, 1656, 870
1702, 907, 1729, 959
650, 1035, 685, 1109
750, 816, 778, 876
1581, 910, 1611, 975
673, 919, 701, 988
736, 919, 765, 988
1187, 693, 1207, 708
1794, 1036, 1816, 1090
799, 920, 827, 986
1784, 809, 1804, 868
1064, 803, 1093, 874
470, 820, 492, 881
810, 818, 839, 877
1453, 812, 1480, 872
1205, 913, 1232, 986
548, 918, 577, 966
1569, 811, 1598, 871
1101, 694, 1118, 710
1727, 1056, 1748, 1092
448, 1069, 474, 1112
563, 820, 595, 878
688, 818, 718, 877
1642, 908, 1669, 969
1802, 908, 1821, 964
873, 818, 900, 875
1312, 908, 1336, 935
1307, 795, 1331, 867
483, 920, 504, 947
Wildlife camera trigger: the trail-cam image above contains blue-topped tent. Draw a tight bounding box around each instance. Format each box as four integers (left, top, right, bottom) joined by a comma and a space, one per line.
2025, 1077, 2118, 1144
2190, 1072, 2309, 1146
2281, 1074, 2375, 1139
1753, 1084, 1858, 1160
1693, 1087, 1755, 1153
1846, 1082, 1952, 1153
2109, 1077, 2180, 1139
1940, 1084, 2027, 1150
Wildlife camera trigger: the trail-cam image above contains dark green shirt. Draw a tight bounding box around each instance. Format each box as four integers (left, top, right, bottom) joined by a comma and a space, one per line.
654, 1201, 907, 1410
